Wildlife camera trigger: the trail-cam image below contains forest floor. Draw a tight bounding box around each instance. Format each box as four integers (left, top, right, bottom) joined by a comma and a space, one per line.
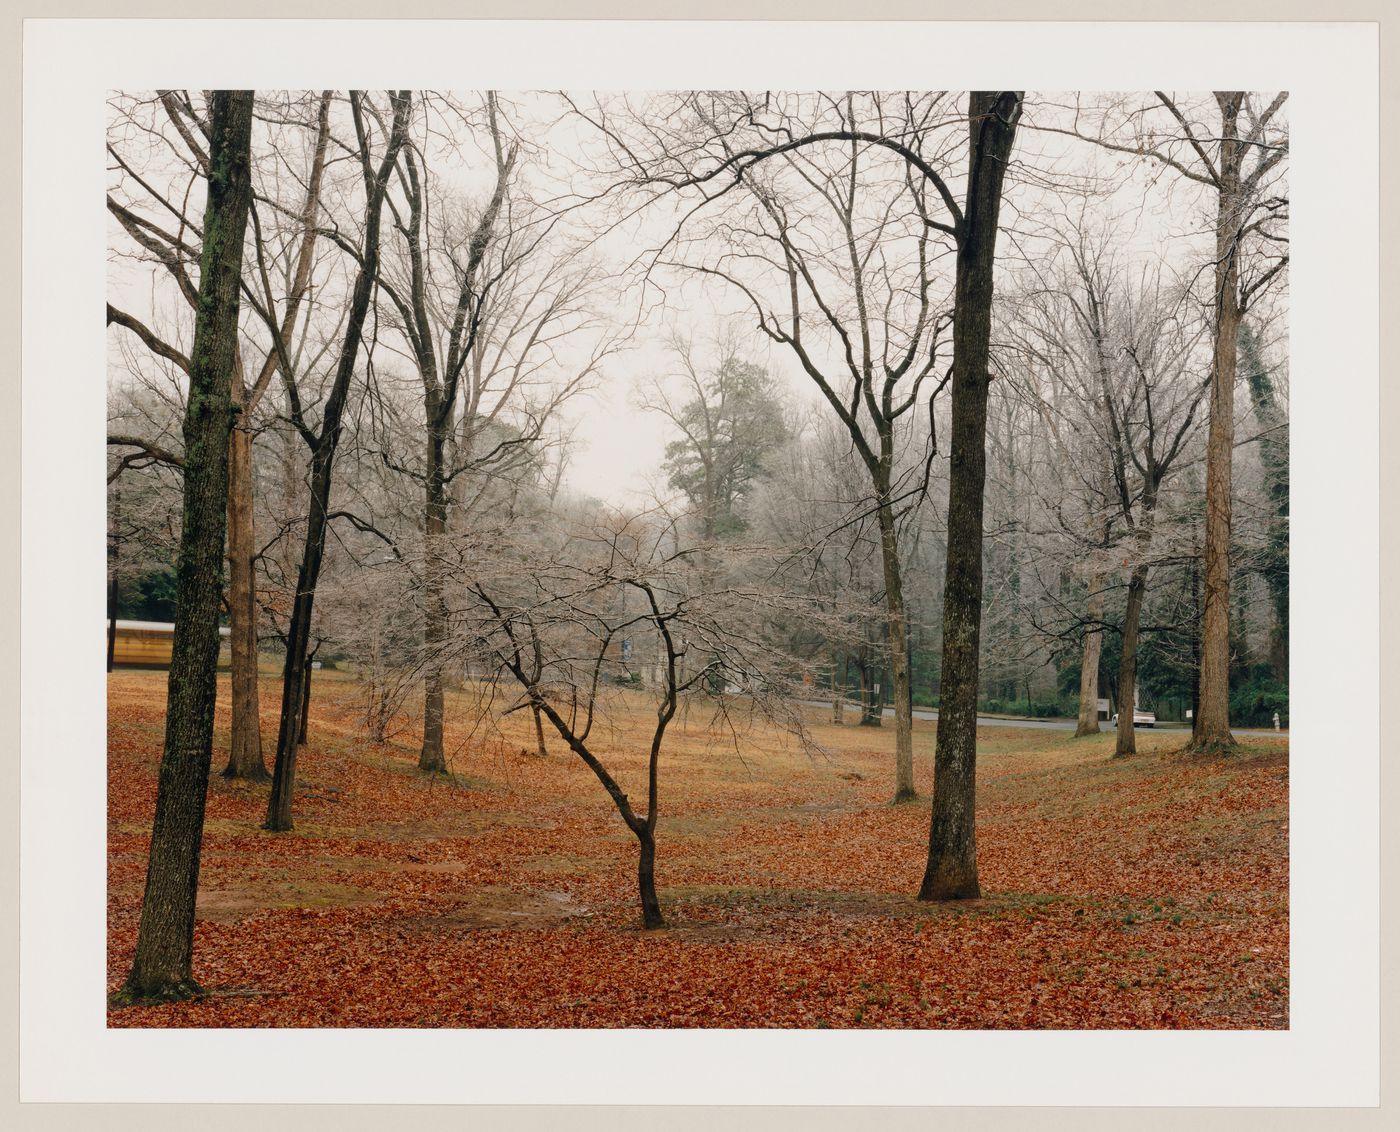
107, 668, 1288, 1029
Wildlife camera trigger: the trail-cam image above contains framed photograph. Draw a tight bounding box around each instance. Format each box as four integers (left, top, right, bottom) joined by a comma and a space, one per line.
10, 5, 1387, 1124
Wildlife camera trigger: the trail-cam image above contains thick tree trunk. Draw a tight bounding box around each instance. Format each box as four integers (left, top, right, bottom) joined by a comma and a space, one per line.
121, 91, 255, 1003
876, 483, 916, 801
1190, 93, 1244, 754
222, 420, 267, 778
920, 91, 1022, 903
1075, 570, 1105, 737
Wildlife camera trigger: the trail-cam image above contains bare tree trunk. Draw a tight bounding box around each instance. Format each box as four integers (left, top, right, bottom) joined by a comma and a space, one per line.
266, 449, 333, 832
1190, 93, 1244, 754
920, 91, 1022, 903
877, 483, 916, 801
1114, 565, 1149, 757
1075, 570, 1104, 737
831, 658, 844, 724
297, 662, 311, 746
222, 420, 267, 778
532, 702, 547, 757
121, 91, 255, 1003
223, 93, 330, 780
858, 650, 881, 726
266, 91, 411, 833
419, 429, 449, 773
636, 829, 663, 930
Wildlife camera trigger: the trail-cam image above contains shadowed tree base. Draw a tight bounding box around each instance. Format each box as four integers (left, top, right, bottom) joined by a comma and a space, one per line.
113, 975, 204, 1007
1185, 734, 1239, 756
890, 787, 919, 805
918, 865, 981, 902
221, 762, 270, 782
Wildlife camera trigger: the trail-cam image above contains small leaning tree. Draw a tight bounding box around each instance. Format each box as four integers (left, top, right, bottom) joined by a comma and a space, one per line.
454, 507, 815, 929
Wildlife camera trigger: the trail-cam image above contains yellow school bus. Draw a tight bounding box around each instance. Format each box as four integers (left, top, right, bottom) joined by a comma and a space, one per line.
108, 620, 231, 669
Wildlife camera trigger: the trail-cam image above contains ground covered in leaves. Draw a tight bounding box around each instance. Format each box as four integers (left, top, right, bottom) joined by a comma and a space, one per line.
107, 669, 1288, 1029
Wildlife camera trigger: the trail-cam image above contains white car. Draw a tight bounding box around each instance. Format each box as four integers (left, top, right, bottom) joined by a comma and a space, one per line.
1111, 709, 1157, 728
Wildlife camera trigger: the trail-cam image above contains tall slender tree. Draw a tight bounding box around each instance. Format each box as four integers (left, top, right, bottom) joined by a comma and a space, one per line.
222, 90, 334, 779
265, 91, 412, 832
375, 93, 515, 774
120, 90, 255, 1001
919, 90, 1023, 901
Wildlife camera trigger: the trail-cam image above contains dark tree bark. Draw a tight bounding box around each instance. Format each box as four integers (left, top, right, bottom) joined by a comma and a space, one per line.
919, 90, 1023, 903
491, 590, 678, 931
265, 91, 412, 832
120, 90, 255, 1002
297, 662, 312, 746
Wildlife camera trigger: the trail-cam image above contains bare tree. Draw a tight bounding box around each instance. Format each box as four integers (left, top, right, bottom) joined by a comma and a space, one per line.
120, 90, 255, 1002
372, 92, 517, 773
919, 91, 1024, 901
458, 509, 813, 928
264, 91, 412, 833
222, 91, 334, 778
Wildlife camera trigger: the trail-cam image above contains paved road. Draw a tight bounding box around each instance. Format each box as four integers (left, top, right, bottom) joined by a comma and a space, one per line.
798, 700, 1282, 740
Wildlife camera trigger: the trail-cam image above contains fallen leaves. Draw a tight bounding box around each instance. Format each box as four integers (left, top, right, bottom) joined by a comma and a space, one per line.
107, 670, 1288, 1029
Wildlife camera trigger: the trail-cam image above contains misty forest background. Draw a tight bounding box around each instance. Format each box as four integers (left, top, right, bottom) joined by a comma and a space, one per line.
108, 90, 1288, 738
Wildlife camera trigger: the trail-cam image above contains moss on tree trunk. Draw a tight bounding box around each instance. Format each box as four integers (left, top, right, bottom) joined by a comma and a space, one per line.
121, 90, 256, 1003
